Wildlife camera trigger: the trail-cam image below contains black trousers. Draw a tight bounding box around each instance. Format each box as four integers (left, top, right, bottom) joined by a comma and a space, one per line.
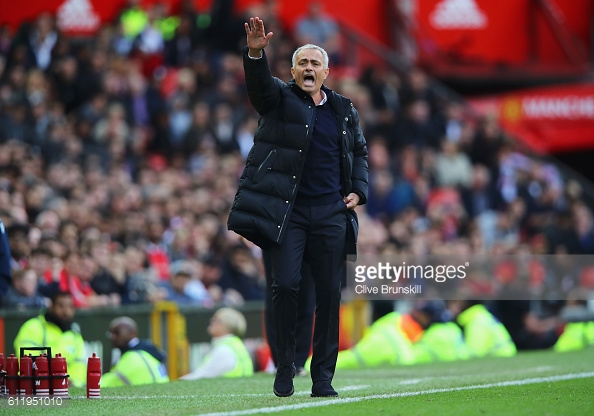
263, 251, 315, 370
269, 199, 347, 383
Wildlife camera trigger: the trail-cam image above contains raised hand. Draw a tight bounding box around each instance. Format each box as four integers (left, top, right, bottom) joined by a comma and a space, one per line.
245, 17, 273, 57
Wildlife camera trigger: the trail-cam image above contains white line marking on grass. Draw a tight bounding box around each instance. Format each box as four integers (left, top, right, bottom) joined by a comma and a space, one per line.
197, 371, 594, 416
96, 395, 198, 400
340, 385, 370, 391
399, 379, 422, 385
94, 385, 371, 400
395, 366, 554, 385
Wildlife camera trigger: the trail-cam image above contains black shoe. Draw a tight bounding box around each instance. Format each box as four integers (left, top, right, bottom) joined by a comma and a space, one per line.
273, 364, 295, 397
311, 380, 338, 397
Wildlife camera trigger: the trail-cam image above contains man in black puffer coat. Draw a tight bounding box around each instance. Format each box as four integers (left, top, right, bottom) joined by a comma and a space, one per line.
227, 17, 368, 398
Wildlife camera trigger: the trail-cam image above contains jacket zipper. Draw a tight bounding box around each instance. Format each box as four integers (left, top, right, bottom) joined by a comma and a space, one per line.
277, 104, 316, 242
255, 149, 277, 181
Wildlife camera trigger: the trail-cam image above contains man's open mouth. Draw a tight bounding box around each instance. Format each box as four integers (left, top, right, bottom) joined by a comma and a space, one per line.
303, 74, 315, 86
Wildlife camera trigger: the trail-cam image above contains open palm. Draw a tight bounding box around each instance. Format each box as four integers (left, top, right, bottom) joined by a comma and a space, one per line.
245, 17, 273, 52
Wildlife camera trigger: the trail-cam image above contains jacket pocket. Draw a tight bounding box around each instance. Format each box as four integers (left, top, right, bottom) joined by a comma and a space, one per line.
254, 149, 277, 183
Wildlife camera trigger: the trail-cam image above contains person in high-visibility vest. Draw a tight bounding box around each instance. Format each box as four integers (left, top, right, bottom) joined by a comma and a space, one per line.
413, 321, 471, 363
119, 0, 148, 39
334, 311, 417, 369
450, 300, 517, 358
554, 298, 594, 352
335, 300, 452, 369
554, 321, 594, 352
179, 307, 254, 380
101, 316, 169, 387
14, 290, 86, 387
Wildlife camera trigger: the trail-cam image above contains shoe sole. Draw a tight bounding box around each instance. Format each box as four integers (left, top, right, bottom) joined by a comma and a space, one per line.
274, 387, 294, 397
310, 393, 339, 398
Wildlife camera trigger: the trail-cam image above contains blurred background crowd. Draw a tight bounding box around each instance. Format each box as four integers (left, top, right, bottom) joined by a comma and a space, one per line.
0, 0, 593, 351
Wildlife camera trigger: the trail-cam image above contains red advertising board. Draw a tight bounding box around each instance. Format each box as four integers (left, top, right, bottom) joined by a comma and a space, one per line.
469, 83, 594, 154
0, 0, 390, 46
413, 0, 593, 79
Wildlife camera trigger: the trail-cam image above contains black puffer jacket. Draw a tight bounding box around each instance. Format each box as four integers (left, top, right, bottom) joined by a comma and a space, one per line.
227, 46, 368, 248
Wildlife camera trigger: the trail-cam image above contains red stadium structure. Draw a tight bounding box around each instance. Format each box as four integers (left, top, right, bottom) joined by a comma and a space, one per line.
0, 0, 591, 155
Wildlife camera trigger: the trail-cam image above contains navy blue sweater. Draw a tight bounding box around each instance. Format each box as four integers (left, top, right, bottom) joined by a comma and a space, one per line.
296, 100, 342, 206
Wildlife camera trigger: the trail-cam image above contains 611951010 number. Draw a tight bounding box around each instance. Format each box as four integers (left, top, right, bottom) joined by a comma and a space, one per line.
6, 396, 65, 407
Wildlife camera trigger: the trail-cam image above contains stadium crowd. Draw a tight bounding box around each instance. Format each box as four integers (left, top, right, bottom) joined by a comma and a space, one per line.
0, 1, 593, 353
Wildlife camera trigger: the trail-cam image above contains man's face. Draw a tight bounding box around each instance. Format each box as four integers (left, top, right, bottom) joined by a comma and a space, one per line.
49, 295, 74, 325
291, 48, 329, 96
171, 273, 190, 293
108, 324, 134, 350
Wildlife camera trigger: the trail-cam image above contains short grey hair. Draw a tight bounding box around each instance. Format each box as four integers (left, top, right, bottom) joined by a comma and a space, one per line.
214, 307, 247, 337
292, 44, 329, 69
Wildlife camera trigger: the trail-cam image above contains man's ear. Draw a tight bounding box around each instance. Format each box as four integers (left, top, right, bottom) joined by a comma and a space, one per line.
324, 68, 329, 80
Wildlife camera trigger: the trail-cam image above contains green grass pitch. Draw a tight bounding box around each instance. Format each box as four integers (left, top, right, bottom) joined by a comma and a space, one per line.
2, 348, 593, 415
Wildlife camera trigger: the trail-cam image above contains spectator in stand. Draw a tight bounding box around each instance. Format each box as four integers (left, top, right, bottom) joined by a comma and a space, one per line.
1, 268, 47, 309
118, 246, 160, 304
118, 0, 148, 41
294, 2, 341, 65
366, 169, 416, 221
572, 202, 594, 254
92, 102, 131, 147
167, 68, 197, 150
469, 114, 506, 174
433, 140, 473, 189
133, 4, 166, 77
359, 66, 401, 130
218, 244, 264, 302
164, 14, 195, 67
28, 246, 52, 279
182, 100, 217, 157
124, 70, 165, 132
399, 67, 440, 116
144, 215, 171, 281
393, 99, 443, 152
205, 0, 247, 53
7, 222, 30, 269
25, 13, 58, 71
158, 260, 212, 306
51, 56, 85, 114
41, 249, 104, 308
460, 164, 500, 218
157, 266, 193, 304
85, 240, 123, 306
213, 102, 240, 155
235, 114, 258, 161
58, 219, 79, 253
